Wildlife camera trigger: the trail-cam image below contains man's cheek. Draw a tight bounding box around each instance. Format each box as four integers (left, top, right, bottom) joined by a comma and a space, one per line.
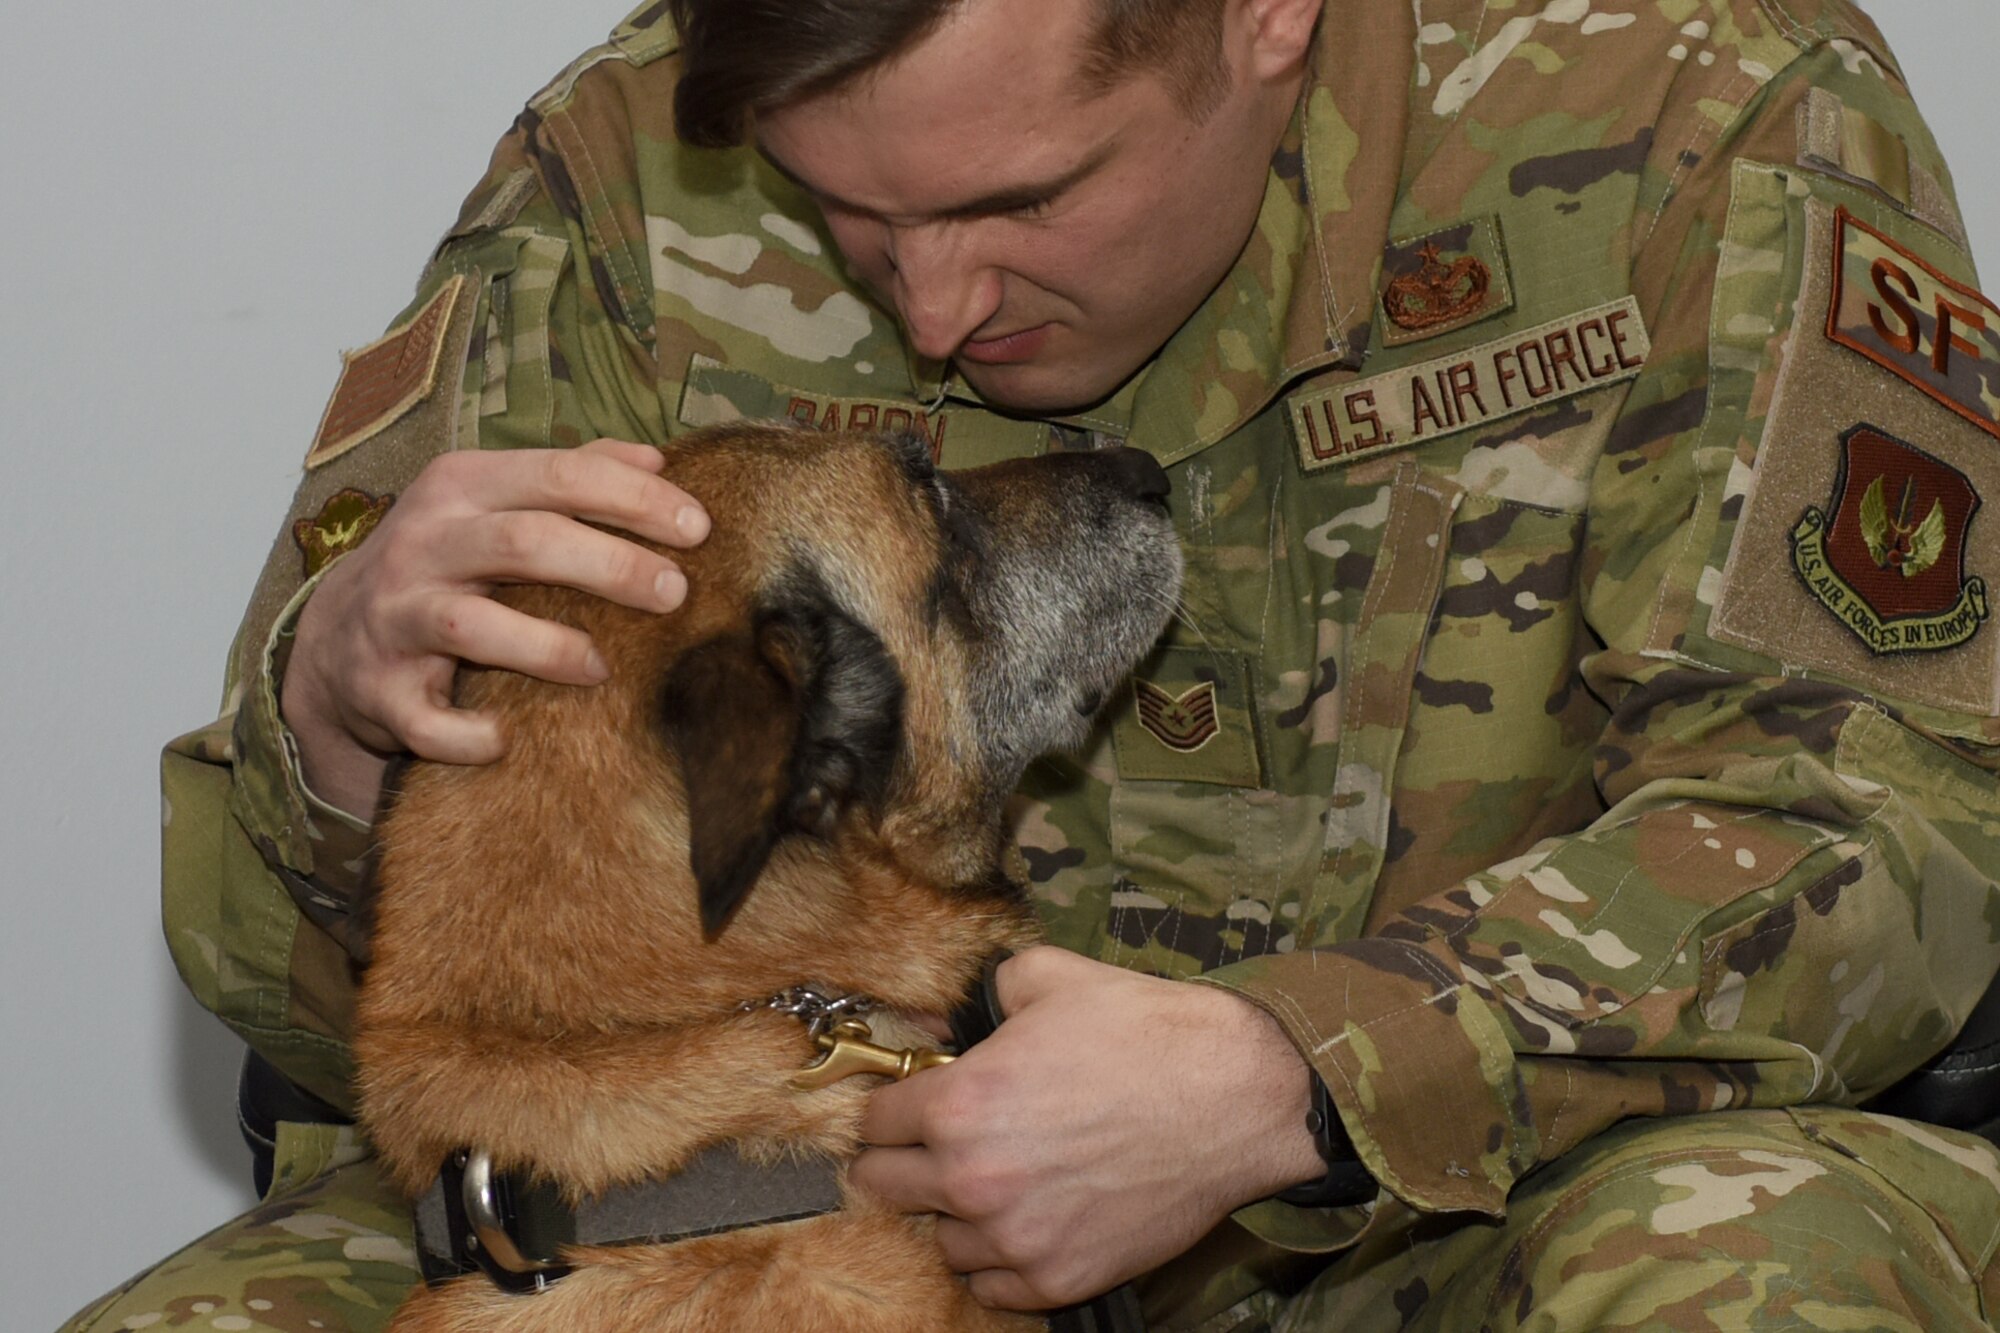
822, 217, 894, 288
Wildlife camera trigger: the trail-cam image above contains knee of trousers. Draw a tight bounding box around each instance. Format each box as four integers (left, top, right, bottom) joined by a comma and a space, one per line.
1476, 1109, 1999, 1332
58, 1153, 420, 1333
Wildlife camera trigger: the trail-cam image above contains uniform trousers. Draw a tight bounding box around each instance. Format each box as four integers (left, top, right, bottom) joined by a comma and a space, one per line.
61, 1109, 1999, 1333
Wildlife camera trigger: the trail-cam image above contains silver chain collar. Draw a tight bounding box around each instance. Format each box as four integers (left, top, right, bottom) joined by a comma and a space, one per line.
738, 984, 877, 1041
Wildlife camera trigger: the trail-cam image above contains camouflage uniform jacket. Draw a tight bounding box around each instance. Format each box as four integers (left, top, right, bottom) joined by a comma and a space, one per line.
163, 0, 2000, 1269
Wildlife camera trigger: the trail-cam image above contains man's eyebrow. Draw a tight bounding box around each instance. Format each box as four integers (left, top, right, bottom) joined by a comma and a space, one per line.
759, 141, 1113, 221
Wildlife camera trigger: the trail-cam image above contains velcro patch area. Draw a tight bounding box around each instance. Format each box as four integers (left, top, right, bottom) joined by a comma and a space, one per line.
306, 276, 467, 470
1710, 188, 1999, 715
1114, 647, 1263, 788
1290, 298, 1650, 474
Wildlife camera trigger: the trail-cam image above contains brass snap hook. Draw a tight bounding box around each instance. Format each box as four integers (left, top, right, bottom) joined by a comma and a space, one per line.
790, 1019, 955, 1091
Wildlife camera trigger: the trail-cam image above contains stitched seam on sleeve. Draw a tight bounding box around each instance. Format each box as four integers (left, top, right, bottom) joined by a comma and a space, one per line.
1758, 0, 1810, 45
543, 112, 649, 339
1529, 806, 1815, 975
1662, 160, 1788, 648
1637, 63, 1763, 257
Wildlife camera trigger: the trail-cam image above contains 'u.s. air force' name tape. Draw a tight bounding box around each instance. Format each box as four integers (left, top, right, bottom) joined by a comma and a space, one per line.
1290, 296, 1652, 472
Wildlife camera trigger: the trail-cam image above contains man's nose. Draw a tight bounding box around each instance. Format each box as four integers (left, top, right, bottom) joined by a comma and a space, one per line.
888, 222, 1002, 362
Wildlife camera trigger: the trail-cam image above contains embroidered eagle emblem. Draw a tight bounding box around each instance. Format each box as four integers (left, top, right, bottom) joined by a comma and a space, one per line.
1133, 679, 1220, 753
294, 488, 394, 578
1860, 474, 1947, 578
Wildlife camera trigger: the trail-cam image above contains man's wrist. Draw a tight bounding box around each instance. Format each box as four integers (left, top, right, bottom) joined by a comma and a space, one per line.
1210, 988, 1329, 1199
1205, 985, 1377, 1208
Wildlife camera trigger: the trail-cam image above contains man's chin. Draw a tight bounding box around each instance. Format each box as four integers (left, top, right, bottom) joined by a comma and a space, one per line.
955, 357, 1132, 418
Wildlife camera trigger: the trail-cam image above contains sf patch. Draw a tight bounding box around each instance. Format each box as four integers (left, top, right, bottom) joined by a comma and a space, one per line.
1704, 176, 2000, 716
1826, 208, 2000, 442
1792, 425, 1988, 654
294, 488, 394, 578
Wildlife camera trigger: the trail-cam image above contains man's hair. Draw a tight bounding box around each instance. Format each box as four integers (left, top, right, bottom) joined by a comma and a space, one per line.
666, 0, 1229, 150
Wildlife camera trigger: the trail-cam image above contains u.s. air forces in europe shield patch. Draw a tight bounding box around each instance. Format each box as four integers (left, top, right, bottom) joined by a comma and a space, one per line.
1792, 426, 1988, 654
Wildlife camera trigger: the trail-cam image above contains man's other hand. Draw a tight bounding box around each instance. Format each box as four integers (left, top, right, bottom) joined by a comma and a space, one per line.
852, 946, 1325, 1311
281, 440, 709, 816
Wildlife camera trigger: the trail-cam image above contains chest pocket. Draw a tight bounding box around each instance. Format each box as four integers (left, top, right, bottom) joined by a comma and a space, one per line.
1097, 463, 1466, 978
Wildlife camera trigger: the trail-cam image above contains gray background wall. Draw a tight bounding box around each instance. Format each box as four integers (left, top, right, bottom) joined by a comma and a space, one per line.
4, 4, 1993, 1326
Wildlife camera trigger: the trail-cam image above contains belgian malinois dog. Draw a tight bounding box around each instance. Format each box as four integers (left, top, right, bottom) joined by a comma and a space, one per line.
353, 423, 1181, 1330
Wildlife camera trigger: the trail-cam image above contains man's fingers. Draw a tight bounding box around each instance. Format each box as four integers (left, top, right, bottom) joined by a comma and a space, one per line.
443, 445, 708, 549
933, 1217, 1006, 1274
575, 438, 666, 469
965, 1269, 1048, 1312
380, 696, 507, 766
991, 944, 1070, 1019
848, 1145, 951, 1214
857, 1076, 931, 1148
459, 511, 688, 612
415, 595, 610, 685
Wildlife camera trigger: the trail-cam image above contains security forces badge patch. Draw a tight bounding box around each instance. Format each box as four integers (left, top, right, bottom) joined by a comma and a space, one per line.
1792, 426, 1987, 654
1378, 217, 1515, 347
294, 488, 395, 579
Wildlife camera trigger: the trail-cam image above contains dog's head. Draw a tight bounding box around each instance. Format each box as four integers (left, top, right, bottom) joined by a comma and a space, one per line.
357, 424, 1179, 1187
640, 426, 1182, 938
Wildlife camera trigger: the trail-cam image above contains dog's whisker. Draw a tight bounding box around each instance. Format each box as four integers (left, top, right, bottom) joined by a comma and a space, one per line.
1136, 585, 1212, 649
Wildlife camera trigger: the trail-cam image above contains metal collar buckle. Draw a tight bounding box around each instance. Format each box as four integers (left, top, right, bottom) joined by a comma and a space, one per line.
453, 1148, 572, 1294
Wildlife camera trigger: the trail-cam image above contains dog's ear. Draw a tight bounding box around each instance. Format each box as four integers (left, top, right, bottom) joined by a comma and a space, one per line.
658, 584, 904, 939
658, 631, 801, 939
773, 593, 905, 842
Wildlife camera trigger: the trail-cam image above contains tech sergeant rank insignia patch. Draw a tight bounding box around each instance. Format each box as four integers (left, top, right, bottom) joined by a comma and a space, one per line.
1792, 424, 1988, 654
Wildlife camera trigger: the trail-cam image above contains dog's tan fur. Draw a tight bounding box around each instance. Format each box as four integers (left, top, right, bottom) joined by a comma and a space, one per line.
354, 425, 1176, 1331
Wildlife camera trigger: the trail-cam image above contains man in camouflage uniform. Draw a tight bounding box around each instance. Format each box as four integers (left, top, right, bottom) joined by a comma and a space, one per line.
64, 0, 2000, 1328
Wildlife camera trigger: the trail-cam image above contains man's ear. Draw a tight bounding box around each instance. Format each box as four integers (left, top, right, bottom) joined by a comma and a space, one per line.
657, 582, 905, 940
1242, 0, 1324, 81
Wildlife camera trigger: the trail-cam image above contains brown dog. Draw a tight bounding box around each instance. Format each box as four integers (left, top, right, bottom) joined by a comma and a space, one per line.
352, 423, 1181, 1331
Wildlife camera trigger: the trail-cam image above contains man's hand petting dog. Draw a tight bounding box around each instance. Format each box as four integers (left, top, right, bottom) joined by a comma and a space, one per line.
283, 439, 710, 816
854, 946, 1326, 1311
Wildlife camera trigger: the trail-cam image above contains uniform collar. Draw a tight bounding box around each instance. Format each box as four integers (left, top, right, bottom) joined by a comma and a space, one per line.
905, 5, 1417, 464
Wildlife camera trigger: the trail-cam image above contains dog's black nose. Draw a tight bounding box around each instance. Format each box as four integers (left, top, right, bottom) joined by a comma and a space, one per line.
1100, 446, 1171, 508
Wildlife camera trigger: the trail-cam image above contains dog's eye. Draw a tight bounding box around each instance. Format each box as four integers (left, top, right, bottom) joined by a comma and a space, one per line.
886, 431, 937, 484
936, 497, 986, 563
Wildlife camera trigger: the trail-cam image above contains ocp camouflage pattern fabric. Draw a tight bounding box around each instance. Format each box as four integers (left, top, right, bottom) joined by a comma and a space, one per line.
106, 0, 2000, 1328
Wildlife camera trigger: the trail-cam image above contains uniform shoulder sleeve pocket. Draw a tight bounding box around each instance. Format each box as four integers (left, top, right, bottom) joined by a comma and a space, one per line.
1686, 160, 1999, 733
